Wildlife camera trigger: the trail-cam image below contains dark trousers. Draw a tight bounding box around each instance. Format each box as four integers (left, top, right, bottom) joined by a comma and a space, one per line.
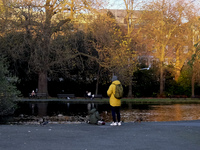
111, 106, 120, 122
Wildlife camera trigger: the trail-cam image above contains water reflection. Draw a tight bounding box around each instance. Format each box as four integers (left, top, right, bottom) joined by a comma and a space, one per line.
14, 102, 200, 122
148, 104, 200, 122
119, 104, 200, 122
37, 103, 48, 116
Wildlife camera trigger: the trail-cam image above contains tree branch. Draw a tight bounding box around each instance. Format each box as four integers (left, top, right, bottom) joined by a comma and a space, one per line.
51, 18, 71, 33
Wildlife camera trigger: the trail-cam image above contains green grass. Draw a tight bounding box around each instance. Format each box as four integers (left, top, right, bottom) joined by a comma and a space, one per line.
120, 98, 200, 104
95, 98, 200, 104
20, 97, 200, 104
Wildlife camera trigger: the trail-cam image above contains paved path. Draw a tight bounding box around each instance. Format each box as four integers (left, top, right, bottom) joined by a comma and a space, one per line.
0, 120, 200, 150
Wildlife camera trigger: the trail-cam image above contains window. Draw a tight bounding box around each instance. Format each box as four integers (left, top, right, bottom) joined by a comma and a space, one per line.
140, 57, 148, 65
142, 44, 147, 52
184, 35, 188, 39
183, 46, 188, 54
166, 45, 168, 50
151, 58, 159, 68
164, 58, 168, 65
152, 49, 157, 53
152, 45, 157, 53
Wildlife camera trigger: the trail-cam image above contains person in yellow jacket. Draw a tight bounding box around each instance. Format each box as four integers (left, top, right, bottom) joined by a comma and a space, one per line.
107, 75, 122, 126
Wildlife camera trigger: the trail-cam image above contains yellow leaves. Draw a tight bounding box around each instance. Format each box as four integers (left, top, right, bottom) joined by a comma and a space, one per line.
119, 39, 129, 48
0, 0, 5, 14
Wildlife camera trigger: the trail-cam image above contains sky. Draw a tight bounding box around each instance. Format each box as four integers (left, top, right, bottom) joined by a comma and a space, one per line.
106, 0, 142, 10
106, 0, 200, 10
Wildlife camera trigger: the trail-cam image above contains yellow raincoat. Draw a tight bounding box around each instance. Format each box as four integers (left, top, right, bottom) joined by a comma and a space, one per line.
107, 80, 121, 107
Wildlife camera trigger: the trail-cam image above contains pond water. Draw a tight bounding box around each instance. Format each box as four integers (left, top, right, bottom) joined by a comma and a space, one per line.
11, 102, 200, 123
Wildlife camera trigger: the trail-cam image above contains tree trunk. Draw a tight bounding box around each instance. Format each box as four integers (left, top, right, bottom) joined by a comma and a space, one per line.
175, 70, 181, 81
174, 46, 181, 81
191, 71, 195, 97
160, 61, 164, 96
38, 71, 48, 94
95, 66, 101, 95
128, 82, 133, 97
36, 0, 52, 96
95, 79, 99, 95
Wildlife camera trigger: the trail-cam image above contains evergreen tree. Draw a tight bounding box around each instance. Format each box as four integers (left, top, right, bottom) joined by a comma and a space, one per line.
0, 57, 20, 116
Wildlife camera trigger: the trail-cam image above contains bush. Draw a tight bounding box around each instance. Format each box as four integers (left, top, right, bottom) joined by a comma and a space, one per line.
133, 68, 159, 97
163, 65, 191, 97
0, 57, 20, 116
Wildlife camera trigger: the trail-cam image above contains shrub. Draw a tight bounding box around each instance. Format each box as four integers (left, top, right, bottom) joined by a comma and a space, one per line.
0, 57, 20, 116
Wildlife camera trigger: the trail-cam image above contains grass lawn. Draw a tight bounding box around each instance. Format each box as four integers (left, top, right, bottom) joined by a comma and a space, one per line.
20, 97, 200, 104
96, 97, 200, 104
123, 98, 200, 104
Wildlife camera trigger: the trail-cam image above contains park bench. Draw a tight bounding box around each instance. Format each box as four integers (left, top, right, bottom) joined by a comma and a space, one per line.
169, 95, 187, 99
29, 93, 36, 99
93, 94, 103, 99
85, 94, 103, 99
57, 94, 75, 99
191, 95, 200, 99
36, 93, 48, 99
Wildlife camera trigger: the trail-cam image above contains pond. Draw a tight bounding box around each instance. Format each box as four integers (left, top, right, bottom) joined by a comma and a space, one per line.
7, 102, 200, 124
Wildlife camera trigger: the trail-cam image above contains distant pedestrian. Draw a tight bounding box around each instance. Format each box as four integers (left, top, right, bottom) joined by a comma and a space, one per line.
85, 91, 94, 100
31, 90, 36, 97
107, 75, 123, 126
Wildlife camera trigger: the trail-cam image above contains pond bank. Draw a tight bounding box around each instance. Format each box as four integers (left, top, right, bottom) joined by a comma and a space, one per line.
5, 100, 199, 125
17, 97, 200, 104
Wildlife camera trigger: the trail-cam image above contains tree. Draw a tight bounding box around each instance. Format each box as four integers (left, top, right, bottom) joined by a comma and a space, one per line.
133, 67, 159, 97
120, 0, 143, 97
0, 56, 20, 116
88, 9, 138, 97
188, 41, 200, 97
188, 15, 200, 97
1, 0, 106, 95
170, 1, 198, 81
138, 0, 197, 96
65, 30, 104, 95
85, 11, 119, 94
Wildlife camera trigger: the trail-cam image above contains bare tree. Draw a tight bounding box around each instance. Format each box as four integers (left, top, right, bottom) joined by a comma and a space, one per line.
138, 0, 197, 96
88, 10, 138, 97
1, 0, 106, 95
